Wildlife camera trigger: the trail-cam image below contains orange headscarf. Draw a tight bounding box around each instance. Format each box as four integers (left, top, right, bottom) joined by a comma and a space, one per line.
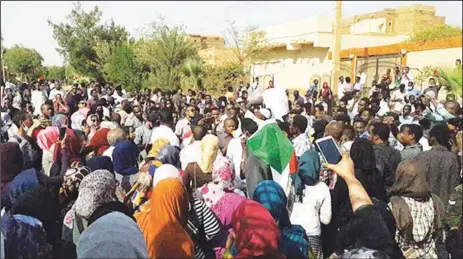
136, 178, 194, 259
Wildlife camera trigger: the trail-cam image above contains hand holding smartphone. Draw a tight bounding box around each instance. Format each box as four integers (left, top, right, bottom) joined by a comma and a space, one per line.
315, 136, 342, 164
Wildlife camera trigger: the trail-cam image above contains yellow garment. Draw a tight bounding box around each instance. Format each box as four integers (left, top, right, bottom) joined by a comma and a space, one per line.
198, 134, 219, 174
148, 138, 170, 158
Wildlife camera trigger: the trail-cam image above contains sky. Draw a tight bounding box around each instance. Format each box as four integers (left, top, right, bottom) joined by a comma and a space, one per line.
1, 1, 462, 66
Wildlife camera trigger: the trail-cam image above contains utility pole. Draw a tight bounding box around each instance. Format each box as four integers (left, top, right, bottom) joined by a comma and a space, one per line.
331, 0, 342, 96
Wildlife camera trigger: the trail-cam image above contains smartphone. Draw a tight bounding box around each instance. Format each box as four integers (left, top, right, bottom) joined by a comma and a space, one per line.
59, 127, 67, 140
315, 136, 342, 164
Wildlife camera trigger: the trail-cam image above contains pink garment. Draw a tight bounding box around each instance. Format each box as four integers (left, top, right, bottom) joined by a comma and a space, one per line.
77, 107, 90, 117
36, 126, 59, 151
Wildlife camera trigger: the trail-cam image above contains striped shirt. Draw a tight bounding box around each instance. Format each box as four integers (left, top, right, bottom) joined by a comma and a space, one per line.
187, 197, 221, 259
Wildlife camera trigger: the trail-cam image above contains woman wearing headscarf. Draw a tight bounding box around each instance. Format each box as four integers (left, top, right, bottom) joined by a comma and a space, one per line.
224, 200, 285, 259
112, 139, 140, 201
350, 139, 387, 202
50, 128, 82, 178
318, 82, 333, 114
85, 156, 114, 173
157, 145, 181, 169
36, 126, 60, 176
183, 134, 219, 193
196, 156, 247, 258
290, 150, 331, 259
85, 113, 100, 142
253, 180, 312, 259
136, 178, 195, 259
389, 158, 445, 258
135, 165, 222, 259
82, 128, 110, 159
77, 212, 148, 259
62, 170, 117, 245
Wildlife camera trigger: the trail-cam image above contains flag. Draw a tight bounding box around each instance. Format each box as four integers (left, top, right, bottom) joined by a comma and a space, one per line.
247, 120, 298, 196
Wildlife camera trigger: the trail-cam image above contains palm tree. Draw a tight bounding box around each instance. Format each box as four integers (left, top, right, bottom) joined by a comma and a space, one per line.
437, 66, 462, 97
181, 58, 204, 90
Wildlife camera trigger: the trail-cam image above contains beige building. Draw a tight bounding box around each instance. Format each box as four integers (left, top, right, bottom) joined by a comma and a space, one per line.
250, 4, 453, 91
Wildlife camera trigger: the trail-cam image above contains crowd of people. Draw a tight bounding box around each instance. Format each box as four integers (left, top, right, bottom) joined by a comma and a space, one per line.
0, 62, 462, 259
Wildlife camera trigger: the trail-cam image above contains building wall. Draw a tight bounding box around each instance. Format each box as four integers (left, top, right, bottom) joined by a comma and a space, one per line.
407, 47, 462, 71
188, 35, 225, 49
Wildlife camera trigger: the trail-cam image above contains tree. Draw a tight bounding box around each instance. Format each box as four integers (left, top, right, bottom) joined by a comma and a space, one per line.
105, 44, 139, 90
180, 58, 204, 90
223, 20, 268, 68
409, 25, 462, 42
134, 19, 200, 90
45, 65, 66, 80
4, 45, 44, 82
48, 2, 128, 81
437, 66, 462, 98
203, 62, 246, 93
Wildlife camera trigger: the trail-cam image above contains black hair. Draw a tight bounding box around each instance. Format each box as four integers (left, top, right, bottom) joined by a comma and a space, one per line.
203, 108, 212, 114
401, 124, 423, 142
336, 107, 348, 115
419, 118, 431, 130
371, 122, 390, 142
342, 125, 356, 140
384, 112, 400, 122
345, 77, 351, 83
314, 104, 325, 112
278, 121, 290, 136
353, 118, 366, 125
12, 110, 28, 128
429, 123, 451, 149
192, 125, 207, 141
292, 115, 308, 133
241, 118, 258, 135
335, 114, 351, 125
159, 107, 173, 124
147, 111, 160, 126
448, 118, 463, 129
360, 97, 370, 106
414, 102, 426, 111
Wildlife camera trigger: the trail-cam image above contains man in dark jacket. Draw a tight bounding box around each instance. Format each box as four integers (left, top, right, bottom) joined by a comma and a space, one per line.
368, 122, 401, 195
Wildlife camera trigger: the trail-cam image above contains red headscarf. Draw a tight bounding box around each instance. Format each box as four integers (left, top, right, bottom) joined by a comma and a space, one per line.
88, 128, 111, 156
322, 82, 330, 97
231, 200, 284, 259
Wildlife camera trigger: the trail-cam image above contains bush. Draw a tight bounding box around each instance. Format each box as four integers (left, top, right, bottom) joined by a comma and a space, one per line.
408, 25, 462, 42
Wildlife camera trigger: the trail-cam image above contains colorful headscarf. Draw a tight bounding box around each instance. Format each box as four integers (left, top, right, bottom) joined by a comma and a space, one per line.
147, 137, 170, 158
152, 164, 182, 188
86, 156, 114, 173
88, 128, 111, 156
136, 178, 194, 259
293, 150, 321, 203
1, 214, 53, 259
198, 156, 236, 208
51, 114, 68, 128
199, 134, 219, 174
253, 180, 310, 259
74, 170, 117, 219
112, 140, 140, 176
156, 145, 181, 169
231, 200, 284, 259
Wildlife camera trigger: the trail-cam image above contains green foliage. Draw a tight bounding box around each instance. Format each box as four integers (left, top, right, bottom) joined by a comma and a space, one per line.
4, 45, 44, 81
203, 62, 245, 94
48, 2, 128, 81
105, 44, 139, 91
134, 19, 200, 90
408, 25, 462, 42
437, 66, 462, 97
180, 58, 204, 90
45, 66, 66, 80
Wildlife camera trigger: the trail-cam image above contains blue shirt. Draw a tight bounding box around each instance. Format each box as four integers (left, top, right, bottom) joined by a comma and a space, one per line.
407, 88, 421, 98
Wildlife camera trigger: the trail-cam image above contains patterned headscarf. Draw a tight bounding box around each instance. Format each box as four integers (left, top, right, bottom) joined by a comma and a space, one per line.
62, 166, 92, 197
231, 200, 284, 259
74, 170, 117, 219
197, 156, 236, 208
253, 180, 310, 259
198, 134, 219, 174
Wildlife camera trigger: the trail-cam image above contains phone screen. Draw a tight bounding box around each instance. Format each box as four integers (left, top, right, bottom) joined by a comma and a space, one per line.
316, 138, 342, 164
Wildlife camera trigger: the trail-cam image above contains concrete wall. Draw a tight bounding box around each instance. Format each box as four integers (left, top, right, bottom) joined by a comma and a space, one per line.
407, 47, 462, 71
